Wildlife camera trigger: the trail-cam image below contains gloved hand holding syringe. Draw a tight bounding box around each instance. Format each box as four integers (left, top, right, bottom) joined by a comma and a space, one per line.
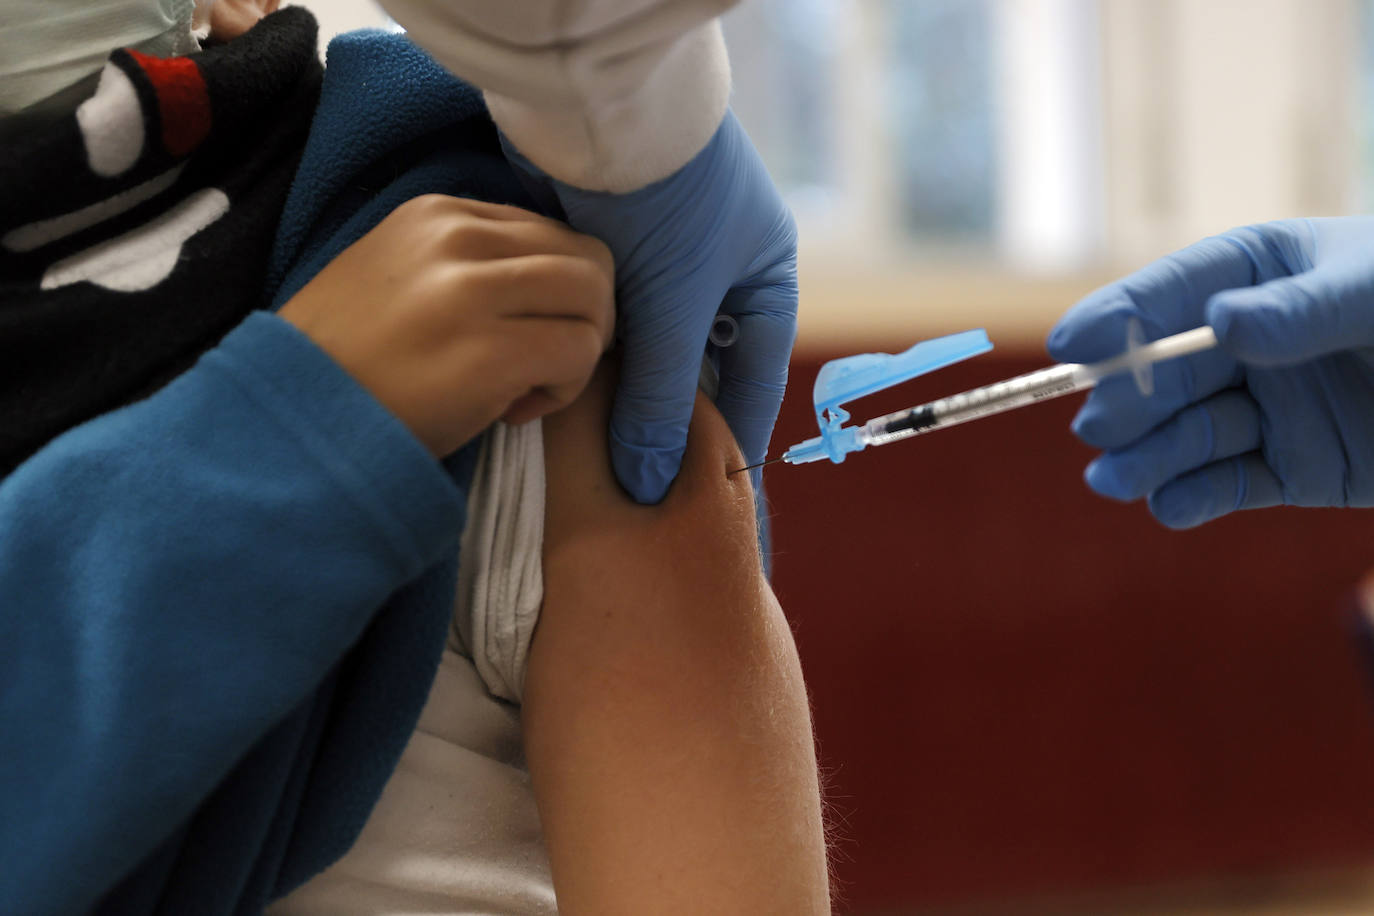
731, 321, 1219, 475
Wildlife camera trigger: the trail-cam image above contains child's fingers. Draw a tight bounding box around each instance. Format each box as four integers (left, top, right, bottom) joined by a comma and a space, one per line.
463, 254, 615, 348
281, 193, 617, 457
486, 316, 607, 417
404, 194, 611, 270
444, 208, 613, 269
425, 195, 559, 224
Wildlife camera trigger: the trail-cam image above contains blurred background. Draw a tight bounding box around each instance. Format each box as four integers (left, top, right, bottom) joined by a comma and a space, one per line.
310, 2, 1374, 913
724, 0, 1369, 351
308, 0, 1373, 343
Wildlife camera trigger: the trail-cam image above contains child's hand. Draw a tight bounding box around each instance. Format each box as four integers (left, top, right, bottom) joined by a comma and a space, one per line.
279, 195, 615, 456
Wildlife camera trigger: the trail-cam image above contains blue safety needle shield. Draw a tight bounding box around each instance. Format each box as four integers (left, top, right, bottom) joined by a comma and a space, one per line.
783, 329, 993, 465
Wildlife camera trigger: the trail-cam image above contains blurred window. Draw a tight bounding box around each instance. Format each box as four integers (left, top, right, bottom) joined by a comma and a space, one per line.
727, 0, 1362, 275
884, 0, 997, 242
722, 0, 844, 219
723, 0, 1092, 268
724, 0, 998, 243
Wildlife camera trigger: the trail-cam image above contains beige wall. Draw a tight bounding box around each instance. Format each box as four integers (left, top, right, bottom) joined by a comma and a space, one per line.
795, 261, 1112, 353
1100, 0, 1361, 266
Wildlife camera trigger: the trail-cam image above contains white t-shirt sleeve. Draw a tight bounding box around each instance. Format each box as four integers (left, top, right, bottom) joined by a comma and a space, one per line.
452, 420, 546, 704
375, 0, 739, 192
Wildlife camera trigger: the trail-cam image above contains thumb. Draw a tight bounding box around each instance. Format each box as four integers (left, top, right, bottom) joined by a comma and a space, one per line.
1206, 261, 1374, 366
609, 333, 705, 505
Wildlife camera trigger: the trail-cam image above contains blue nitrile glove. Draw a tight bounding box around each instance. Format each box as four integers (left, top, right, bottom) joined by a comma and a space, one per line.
502, 110, 798, 504
1047, 217, 1374, 528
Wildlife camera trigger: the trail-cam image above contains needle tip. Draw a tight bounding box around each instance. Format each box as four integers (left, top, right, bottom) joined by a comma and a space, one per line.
727, 456, 784, 476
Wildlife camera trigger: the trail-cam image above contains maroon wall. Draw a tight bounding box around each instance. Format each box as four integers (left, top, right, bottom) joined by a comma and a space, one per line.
767, 346, 1374, 912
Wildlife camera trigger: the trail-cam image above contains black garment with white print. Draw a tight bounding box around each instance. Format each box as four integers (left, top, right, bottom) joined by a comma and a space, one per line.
0, 8, 322, 475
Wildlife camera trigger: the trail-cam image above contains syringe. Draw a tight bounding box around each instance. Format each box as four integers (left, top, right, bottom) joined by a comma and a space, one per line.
741, 324, 1219, 472
855, 325, 1218, 451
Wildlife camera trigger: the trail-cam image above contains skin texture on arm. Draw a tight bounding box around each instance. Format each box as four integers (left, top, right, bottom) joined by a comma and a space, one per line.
525, 364, 830, 914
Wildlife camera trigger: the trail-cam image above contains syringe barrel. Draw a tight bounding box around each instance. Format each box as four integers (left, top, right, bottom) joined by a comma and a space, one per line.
863, 362, 1091, 446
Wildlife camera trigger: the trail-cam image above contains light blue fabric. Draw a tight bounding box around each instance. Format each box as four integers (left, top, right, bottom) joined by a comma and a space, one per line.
503, 110, 799, 503
1048, 217, 1374, 528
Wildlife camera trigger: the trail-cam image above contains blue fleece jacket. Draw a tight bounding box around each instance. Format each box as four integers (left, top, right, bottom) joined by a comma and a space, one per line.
0, 30, 539, 915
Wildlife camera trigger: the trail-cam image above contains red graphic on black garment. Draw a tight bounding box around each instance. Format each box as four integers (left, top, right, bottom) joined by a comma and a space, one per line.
12, 47, 230, 289
124, 49, 212, 159
73, 48, 214, 179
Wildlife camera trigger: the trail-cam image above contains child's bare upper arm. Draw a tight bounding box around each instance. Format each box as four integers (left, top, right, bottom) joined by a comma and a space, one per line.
525, 362, 830, 914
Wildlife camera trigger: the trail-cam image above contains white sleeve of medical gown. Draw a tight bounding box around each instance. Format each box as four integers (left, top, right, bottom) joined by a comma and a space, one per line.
374, 0, 739, 192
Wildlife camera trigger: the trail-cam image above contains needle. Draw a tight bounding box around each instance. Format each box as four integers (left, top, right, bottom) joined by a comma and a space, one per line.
727, 456, 783, 476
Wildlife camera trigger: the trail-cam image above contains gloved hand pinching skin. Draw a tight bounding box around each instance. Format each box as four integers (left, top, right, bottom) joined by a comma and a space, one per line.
1047, 217, 1374, 528
502, 110, 798, 504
